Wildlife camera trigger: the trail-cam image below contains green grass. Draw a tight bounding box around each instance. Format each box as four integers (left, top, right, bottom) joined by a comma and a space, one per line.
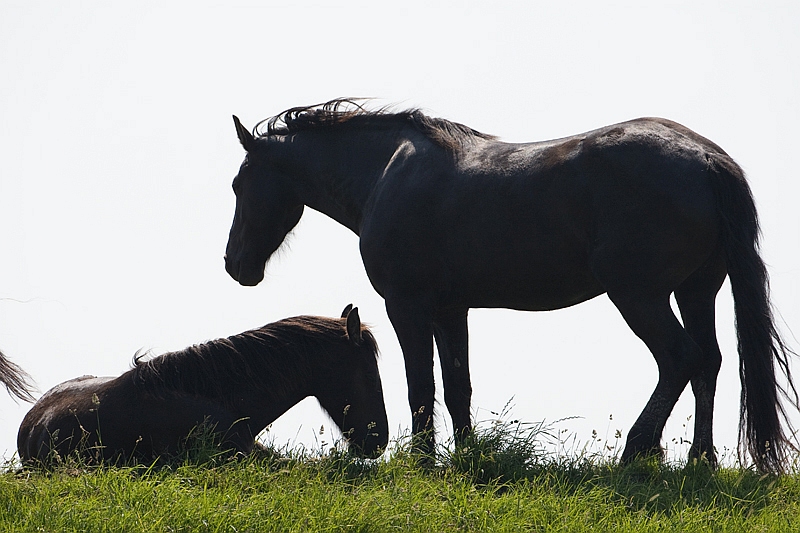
3, 419, 800, 532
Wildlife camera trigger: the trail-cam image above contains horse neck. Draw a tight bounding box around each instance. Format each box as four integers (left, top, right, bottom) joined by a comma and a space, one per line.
241, 385, 309, 433
233, 345, 317, 431
280, 127, 420, 234
141, 336, 317, 433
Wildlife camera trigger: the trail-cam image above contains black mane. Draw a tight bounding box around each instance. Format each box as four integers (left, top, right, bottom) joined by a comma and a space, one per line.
254, 98, 495, 152
131, 315, 378, 406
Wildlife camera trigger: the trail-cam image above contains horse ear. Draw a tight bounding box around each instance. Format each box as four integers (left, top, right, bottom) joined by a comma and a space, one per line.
233, 115, 255, 151
346, 307, 362, 345
341, 304, 353, 318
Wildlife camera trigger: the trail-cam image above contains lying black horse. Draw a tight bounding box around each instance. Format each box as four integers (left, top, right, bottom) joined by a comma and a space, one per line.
18, 306, 388, 464
224, 99, 797, 471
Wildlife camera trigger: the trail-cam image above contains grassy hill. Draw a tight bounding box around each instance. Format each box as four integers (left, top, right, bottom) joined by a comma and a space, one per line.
2, 421, 799, 532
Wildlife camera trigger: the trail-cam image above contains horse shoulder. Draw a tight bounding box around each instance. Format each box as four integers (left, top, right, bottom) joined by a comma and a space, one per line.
359, 141, 457, 286
361, 139, 448, 231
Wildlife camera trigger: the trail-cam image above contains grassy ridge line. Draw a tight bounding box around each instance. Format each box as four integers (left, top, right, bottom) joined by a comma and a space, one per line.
1, 418, 799, 532
2, 453, 799, 532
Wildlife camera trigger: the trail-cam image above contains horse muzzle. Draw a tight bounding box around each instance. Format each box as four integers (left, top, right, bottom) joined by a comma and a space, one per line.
224, 255, 265, 287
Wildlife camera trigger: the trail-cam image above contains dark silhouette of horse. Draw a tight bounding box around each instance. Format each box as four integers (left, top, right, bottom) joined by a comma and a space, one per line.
224, 99, 797, 472
18, 306, 388, 464
0, 348, 34, 402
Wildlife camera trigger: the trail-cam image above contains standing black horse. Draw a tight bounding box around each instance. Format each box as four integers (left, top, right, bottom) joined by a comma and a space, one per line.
224, 99, 797, 471
18, 306, 388, 464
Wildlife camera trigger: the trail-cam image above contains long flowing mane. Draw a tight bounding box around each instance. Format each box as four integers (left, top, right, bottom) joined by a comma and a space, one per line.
131, 316, 378, 406
254, 98, 495, 152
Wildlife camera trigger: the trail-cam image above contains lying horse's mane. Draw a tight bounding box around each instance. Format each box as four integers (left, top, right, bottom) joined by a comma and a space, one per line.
254, 98, 495, 152
131, 316, 378, 406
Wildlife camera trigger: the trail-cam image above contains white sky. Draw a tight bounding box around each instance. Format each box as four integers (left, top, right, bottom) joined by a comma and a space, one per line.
1, 1, 798, 464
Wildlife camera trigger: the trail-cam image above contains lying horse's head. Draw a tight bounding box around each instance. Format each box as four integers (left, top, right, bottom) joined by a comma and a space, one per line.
310, 305, 388, 458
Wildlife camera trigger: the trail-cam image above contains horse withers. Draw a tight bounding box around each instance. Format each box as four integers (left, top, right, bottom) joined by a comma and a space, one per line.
224, 99, 797, 472
17, 306, 388, 464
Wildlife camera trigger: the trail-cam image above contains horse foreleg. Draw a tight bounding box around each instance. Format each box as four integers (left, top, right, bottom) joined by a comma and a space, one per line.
609, 293, 700, 464
386, 296, 436, 456
433, 307, 472, 444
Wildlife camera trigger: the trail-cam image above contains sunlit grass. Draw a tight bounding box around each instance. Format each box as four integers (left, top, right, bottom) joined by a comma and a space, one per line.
2, 414, 799, 532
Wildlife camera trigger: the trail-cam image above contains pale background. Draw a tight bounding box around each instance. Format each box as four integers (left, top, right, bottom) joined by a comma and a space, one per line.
1, 1, 798, 465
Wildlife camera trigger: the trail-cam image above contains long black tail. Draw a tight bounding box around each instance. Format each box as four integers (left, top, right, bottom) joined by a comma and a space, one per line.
708, 153, 798, 472
0, 348, 35, 402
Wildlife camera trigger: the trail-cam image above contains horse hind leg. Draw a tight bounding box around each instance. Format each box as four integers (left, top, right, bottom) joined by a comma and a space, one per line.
607, 291, 703, 464
674, 256, 727, 467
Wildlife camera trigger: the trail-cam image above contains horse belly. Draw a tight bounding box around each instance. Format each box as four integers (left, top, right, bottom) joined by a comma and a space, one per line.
362, 179, 602, 309
444, 244, 605, 311
99, 391, 243, 457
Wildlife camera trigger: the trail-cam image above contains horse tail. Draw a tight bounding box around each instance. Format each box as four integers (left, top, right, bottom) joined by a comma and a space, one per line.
0, 347, 35, 402
707, 153, 798, 472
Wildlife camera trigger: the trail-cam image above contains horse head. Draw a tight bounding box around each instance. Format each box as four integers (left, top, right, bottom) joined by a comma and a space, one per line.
317, 306, 389, 458
224, 116, 304, 286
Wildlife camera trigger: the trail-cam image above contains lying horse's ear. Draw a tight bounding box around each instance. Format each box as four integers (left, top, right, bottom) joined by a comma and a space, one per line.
233, 115, 256, 152
341, 304, 354, 318
346, 306, 362, 345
